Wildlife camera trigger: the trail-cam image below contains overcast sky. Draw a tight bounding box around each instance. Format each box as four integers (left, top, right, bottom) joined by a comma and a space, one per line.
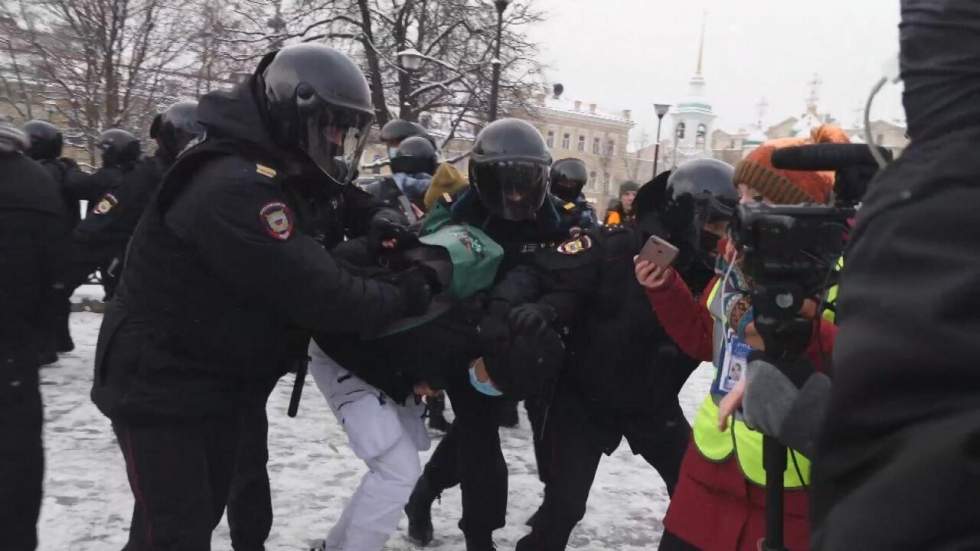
525, 0, 904, 145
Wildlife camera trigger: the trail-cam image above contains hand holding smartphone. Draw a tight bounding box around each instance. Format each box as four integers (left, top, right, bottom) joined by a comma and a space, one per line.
637, 235, 679, 268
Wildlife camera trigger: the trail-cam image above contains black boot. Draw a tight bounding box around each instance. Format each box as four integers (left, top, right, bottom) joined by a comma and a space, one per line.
405, 474, 438, 546
427, 395, 450, 432
464, 532, 496, 551
428, 413, 451, 432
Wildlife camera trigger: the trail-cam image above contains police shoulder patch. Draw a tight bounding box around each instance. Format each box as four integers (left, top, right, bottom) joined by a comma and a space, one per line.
259, 201, 293, 240
556, 234, 592, 255
256, 164, 277, 178
93, 193, 118, 215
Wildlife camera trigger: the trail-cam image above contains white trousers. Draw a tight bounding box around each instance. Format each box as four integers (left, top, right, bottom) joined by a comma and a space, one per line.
308, 342, 429, 551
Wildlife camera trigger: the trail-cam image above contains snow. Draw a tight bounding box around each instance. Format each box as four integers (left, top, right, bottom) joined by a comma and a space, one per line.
37, 309, 714, 550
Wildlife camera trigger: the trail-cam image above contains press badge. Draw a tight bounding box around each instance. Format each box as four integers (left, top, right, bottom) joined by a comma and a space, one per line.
712, 331, 750, 398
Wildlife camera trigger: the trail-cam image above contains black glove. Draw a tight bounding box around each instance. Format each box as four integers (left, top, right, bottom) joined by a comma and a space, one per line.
508, 303, 557, 338
394, 266, 434, 317
368, 215, 418, 253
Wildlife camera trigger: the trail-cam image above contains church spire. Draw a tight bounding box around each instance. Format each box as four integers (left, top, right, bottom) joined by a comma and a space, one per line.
696, 11, 707, 76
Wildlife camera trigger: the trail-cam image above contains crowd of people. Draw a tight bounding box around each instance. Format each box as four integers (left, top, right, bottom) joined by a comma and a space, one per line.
2, 1, 979, 550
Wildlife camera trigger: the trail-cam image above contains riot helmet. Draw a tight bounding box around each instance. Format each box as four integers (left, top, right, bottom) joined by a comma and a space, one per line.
468, 118, 552, 221
380, 119, 435, 157
98, 129, 141, 168
549, 158, 588, 203
663, 158, 737, 232
23, 120, 63, 160
150, 101, 203, 162
391, 136, 438, 176
0, 122, 29, 155
257, 44, 374, 185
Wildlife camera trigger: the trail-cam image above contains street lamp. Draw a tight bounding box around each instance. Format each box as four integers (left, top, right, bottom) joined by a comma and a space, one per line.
487, 0, 512, 121
652, 103, 671, 178
396, 48, 425, 72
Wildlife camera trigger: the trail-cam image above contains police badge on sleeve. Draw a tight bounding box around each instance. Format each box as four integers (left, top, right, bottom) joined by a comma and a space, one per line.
259, 202, 294, 241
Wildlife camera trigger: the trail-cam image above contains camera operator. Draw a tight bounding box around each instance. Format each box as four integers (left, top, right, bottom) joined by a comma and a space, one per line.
635, 129, 845, 551
813, 2, 980, 549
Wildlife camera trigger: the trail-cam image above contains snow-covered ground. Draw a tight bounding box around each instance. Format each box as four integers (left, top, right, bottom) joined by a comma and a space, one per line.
37, 298, 713, 550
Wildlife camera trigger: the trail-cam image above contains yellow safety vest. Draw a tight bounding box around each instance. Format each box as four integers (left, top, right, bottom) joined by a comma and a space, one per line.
690, 280, 812, 488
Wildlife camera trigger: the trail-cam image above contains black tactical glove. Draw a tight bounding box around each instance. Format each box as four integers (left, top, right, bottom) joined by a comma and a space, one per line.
394, 266, 434, 317
368, 215, 418, 253
508, 303, 557, 338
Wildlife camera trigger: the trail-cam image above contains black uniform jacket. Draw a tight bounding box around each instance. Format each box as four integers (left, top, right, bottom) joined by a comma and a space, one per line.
813, 3, 980, 549
91, 80, 409, 421
0, 153, 68, 376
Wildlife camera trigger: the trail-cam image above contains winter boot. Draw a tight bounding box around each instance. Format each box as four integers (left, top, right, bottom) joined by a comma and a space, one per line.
405, 474, 439, 546
464, 532, 496, 551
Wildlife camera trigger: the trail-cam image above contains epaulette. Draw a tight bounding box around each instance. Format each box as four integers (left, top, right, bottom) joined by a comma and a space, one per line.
442, 192, 454, 204
563, 202, 576, 212
255, 163, 277, 179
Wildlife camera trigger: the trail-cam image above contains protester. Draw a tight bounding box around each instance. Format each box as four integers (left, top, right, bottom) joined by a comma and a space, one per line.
603, 180, 639, 225
636, 129, 845, 551
813, 2, 980, 548
0, 122, 68, 551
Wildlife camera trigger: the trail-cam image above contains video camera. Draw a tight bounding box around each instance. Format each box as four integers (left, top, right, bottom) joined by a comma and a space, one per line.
731, 143, 891, 358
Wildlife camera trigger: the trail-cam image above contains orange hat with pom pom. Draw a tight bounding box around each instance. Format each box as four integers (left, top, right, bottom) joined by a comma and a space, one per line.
733, 125, 850, 205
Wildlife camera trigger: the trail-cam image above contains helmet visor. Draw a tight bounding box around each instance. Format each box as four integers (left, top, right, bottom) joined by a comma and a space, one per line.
302, 106, 372, 185
473, 160, 550, 221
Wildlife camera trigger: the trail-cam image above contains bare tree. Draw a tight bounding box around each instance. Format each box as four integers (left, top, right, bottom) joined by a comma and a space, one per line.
0, 0, 198, 163
219, 0, 545, 139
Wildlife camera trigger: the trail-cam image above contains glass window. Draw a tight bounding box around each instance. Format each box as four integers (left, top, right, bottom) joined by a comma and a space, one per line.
562, 133, 570, 149
696, 124, 707, 146
547, 130, 555, 148
589, 170, 597, 189
578, 135, 585, 152
676, 122, 686, 140
593, 137, 600, 154
606, 139, 615, 156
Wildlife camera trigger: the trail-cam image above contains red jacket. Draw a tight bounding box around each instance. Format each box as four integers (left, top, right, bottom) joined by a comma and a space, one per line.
644, 269, 836, 551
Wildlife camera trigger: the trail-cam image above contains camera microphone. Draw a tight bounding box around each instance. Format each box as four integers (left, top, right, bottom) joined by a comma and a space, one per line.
771, 144, 892, 172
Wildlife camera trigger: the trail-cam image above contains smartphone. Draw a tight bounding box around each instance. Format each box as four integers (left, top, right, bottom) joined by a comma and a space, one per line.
637, 235, 679, 267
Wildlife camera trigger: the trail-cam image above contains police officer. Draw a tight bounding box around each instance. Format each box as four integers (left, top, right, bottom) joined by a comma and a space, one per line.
405, 118, 588, 551
549, 157, 597, 230
60, 128, 142, 299
90, 43, 434, 549
379, 118, 436, 159
0, 122, 68, 550
361, 135, 438, 222
23, 120, 103, 354
516, 160, 738, 551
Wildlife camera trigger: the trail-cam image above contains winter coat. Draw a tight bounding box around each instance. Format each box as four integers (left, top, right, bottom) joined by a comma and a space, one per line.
644, 257, 835, 551
91, 80, 411, 421
813, 2, 980, 549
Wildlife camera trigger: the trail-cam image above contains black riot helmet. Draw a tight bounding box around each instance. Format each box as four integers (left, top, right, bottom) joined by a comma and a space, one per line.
23, 120, 63, 160
257, 43, 374, 185
662, 158, 737, 232
391, 136, 438, 176
549, 158, 588, 203
469, 118, 552, 221
380, 119, 435, 149
98, 128, 141, 168
150, 101, 203, 163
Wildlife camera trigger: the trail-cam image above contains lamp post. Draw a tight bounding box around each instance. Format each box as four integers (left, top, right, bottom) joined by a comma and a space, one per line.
487, 0, 512, 121
396, 48, 425, 72
652, 103, 671, 178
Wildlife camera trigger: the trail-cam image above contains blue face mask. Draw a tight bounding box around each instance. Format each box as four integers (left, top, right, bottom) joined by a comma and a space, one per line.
469, 365, 503, 397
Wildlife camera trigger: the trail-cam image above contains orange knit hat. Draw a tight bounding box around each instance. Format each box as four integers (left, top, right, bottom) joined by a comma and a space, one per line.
733, 125, 850, 205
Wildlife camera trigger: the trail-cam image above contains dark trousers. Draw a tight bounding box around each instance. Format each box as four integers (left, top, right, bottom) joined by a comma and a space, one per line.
420, 367, 508, 536
113, 400, 271, 551
227, 402, 273, 551
516, 383, 690, 551
0, 363, 43, 551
